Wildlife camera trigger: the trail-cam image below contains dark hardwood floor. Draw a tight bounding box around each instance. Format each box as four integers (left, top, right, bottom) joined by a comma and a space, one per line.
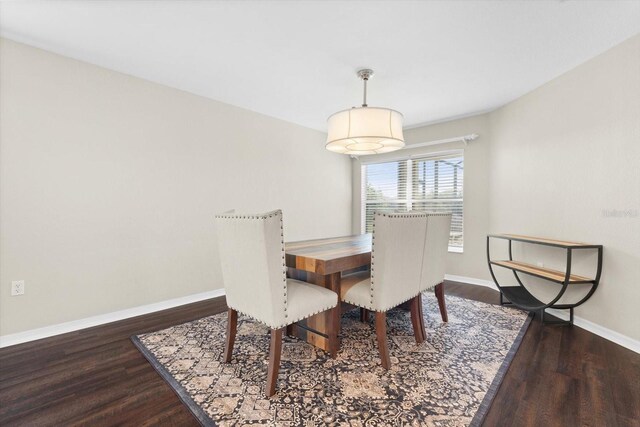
1, 282, 638, 426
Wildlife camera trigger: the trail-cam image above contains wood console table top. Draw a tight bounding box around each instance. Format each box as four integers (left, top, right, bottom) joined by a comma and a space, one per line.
488, 233, 601, 249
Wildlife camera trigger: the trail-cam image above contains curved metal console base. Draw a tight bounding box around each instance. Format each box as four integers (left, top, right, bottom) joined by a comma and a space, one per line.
487, 234, 603, 326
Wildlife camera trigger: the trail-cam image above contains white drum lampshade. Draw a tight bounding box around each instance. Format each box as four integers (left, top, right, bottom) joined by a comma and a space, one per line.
326, 107, 404, 155
326, 69, 405, 155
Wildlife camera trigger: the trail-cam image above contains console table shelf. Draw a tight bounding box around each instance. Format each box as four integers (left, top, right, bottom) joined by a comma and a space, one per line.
487, 234, 603, 325
490, 260, 594, 284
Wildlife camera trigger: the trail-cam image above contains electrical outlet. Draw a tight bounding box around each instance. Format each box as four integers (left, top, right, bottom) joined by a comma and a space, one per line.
536, 261, 544, 268
11, 280, 25, 296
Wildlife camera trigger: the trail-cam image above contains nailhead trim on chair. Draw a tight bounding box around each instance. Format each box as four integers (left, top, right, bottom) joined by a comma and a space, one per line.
413, 211, 450, 294
228, 303, 338, 330
214, 209, 289, 321
342, 292, 422, 313
281, 302, 338, 328
370, 215, 375, 304
345, 211, 450, 311
214, 209, 282, 220
280, 211, 288, 319
368, 211, 432, 308
420, 280, 444, 292
378, 292, 422, 312
215, 209, 339, 327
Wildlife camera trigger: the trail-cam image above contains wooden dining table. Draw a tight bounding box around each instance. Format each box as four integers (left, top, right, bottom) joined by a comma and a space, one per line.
284, 234, 448, 353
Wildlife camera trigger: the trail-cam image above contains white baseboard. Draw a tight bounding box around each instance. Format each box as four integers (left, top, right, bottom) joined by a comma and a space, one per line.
448, 275, 639, 354
545, 308, 640, 354
445, 274, 496, 289
3, 277, 638, 355
0, 288, 226, 348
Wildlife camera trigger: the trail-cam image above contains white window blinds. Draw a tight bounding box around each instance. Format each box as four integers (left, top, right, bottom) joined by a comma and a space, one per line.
361, 151, 464, 250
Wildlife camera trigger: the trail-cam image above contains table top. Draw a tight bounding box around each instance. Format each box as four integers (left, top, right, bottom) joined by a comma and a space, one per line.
285, 234, 372, 275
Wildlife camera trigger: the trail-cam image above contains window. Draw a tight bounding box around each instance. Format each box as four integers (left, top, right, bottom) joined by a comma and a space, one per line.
361, 151, 464, 251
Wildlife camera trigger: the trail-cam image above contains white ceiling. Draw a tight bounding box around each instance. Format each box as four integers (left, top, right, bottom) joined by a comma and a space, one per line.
1, 1, 640, 131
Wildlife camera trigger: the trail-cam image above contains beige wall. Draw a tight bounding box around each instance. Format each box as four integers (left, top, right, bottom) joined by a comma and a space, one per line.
489, 34, 640, 341
0, 39, 352, 335
3, 31, 639, 343
351, 113, 491, 280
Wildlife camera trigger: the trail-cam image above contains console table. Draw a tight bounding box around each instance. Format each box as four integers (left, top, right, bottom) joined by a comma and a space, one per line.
487, 234, 603, 325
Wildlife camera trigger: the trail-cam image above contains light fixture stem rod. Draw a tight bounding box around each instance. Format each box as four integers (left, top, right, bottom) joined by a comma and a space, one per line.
362, 77, 368, 107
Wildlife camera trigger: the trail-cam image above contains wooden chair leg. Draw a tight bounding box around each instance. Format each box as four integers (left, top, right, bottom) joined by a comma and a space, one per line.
409, 295, 425, 344
435, 282, 448, 322
360, 307, 369, 323
417, 293, 427, 340
223, 308, 238, 363
266, 327, 283, 397
328, 305, 340, 359
375, 312, 391, 370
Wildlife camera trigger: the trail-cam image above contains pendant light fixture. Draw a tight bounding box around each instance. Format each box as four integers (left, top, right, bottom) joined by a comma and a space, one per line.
326, 69, 404, 155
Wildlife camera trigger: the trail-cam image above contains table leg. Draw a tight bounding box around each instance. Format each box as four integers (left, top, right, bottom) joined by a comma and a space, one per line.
325, 273, 340, 357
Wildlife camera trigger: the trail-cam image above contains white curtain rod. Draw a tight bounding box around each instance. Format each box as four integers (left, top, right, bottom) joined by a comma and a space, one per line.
407, 133, 479, 149
350, 133, 479, 159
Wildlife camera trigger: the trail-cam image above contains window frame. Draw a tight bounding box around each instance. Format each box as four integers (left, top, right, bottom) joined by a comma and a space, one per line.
360, 149, 464, 253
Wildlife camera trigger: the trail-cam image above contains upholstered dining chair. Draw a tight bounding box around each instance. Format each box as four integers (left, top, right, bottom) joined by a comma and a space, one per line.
340, 212, 452, 369
214, 209, 338, 397
418, 213, 453, 325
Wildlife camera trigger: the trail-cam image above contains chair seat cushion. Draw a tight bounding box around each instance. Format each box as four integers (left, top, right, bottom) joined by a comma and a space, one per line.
340, 271, 373, 310
285, 279, 338, 326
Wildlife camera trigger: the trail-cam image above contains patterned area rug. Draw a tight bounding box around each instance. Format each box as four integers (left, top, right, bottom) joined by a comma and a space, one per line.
132, 294, 531, 426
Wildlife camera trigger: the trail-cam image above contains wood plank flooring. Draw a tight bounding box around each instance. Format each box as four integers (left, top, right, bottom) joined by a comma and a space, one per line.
1, 282, 638, 426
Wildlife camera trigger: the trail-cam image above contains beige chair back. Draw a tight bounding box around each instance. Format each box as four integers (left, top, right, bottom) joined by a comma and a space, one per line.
214, 210, 287, 328
420, 213, 453, 292
369, 212, 429, 311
